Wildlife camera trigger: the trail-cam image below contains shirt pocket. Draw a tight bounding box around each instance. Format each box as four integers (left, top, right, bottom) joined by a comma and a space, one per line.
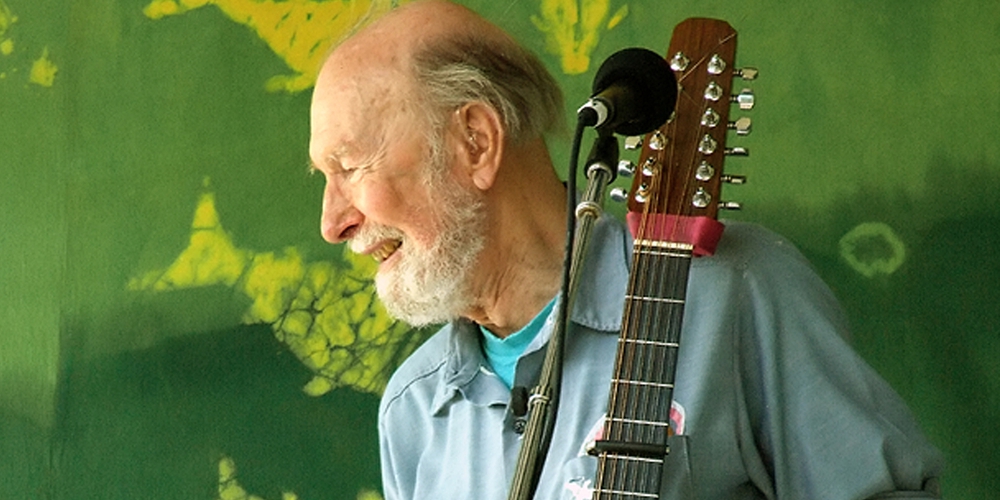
660, 435, 696, 499
554, 436, 694, 500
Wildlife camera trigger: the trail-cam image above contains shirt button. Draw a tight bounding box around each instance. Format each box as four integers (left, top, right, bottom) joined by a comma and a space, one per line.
513, 418, 527, 434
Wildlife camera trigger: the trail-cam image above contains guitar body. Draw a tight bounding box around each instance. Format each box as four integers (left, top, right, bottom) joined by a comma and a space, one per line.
589, 18, 751, 499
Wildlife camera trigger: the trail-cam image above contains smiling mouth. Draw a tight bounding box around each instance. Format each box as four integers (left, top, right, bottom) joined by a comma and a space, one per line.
372, 240, 402, 263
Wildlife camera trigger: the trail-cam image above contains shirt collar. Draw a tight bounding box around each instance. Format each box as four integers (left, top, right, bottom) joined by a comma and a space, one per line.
565, 213, 633, 332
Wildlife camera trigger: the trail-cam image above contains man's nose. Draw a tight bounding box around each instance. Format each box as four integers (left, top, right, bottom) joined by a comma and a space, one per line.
320, 179, 362, 244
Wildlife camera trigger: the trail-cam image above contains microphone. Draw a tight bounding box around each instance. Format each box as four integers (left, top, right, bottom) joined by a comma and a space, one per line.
577, 47, 678, 136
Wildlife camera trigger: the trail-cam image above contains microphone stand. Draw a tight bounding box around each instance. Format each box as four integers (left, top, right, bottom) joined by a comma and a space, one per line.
506, 131, 619, 500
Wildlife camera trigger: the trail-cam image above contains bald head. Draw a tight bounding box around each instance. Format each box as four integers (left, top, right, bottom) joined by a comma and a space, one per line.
336, 0, 510, 61
313, 0, 563, 151
316, 0, 513, 101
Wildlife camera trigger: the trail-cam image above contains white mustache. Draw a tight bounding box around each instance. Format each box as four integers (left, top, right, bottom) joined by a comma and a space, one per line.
349, 223, 405, 254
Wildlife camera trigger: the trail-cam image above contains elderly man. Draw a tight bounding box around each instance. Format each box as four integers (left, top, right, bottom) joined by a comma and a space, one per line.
308, 1, 943, 499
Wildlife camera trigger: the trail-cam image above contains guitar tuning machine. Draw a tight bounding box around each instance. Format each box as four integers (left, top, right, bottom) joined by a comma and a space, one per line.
609, 187, 629, 203
734, 67, 758, 81
692, 188, 713, 209
704, 81, 724, 102
609, 185, 651, 204
695, 161, 715, 181
617, 160, 636, 178
693, 189, 743, 210
695, 164, 747, 185
728, 117, 752, 136
707, 54, 727, 75
648, 131, 668, 151
637, 183, 650, 199
731, 88, 755, 110
670, 52, 691, 72
623, 136, 644, 150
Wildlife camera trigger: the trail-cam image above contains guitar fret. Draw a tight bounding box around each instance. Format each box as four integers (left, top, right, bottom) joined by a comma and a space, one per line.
599, 453, 665, 464
592, 488, 659, 499
624, 294, 685, 305
611, 378, 675, 389
633, 239, 694, 253
608, 417, 671, 428
633, 248, 691, 259
618, 338, 679, 348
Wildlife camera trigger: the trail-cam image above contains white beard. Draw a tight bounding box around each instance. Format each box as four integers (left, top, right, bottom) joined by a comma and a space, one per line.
350, 165, 486, 327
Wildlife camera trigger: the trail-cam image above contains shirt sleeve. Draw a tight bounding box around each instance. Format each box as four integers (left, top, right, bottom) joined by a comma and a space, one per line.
378, 365, 429, 500
378, 412, 403, 500
730, 224, 944, 499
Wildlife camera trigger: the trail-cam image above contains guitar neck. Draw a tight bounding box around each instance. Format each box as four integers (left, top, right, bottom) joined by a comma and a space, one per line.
590, 16, 750, 500
592, 244, 692, 499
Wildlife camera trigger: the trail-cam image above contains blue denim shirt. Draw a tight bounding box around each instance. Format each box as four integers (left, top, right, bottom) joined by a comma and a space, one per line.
378, 217, 943, 500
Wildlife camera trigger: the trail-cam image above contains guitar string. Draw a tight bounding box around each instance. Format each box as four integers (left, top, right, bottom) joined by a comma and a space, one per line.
599, 161, 653, 496
597, 200, 644, 496
599, 84, 680, 500
627, 69, 700, 498
629, 130, 676, 496
602, 127, 671, 496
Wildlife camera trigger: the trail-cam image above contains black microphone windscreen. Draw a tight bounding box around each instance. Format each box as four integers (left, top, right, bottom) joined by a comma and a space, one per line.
592, 48, 677, 136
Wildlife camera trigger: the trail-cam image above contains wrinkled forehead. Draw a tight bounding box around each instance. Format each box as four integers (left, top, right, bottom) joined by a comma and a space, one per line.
310, 55, 424, 165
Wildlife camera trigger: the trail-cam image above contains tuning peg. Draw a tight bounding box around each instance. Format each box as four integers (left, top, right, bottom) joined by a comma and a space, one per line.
728, 117, 752, 136
725, 147, 749, 157
640, 157, 658, 177
699, 135, 719, 155
704, 81, 724, 101
722, 175, 747, 185
719, 201, 743, 210
692, 188, 713, 209
731, 88, 755, 110
609, 187, 629, 203
670, 52, 691, 72
623, 136, 644, 150
707, 54, 727, 75
734, 67, 758, 80
695, 161, 715, 181
617, 160, 636, 178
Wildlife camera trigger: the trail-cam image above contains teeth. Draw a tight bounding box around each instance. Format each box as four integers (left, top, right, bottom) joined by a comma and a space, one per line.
372, 240, 401, 262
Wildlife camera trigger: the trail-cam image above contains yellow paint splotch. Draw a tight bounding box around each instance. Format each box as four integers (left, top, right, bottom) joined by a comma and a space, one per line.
217, 455, 298, 500
839, 222, 907, 278
129, 182, 426, 396
356, 490, 383, 500
29, 47, 57, 87
1, 1, 15, 58
129, 190, 250, 291
532, 0, 629, 75
0, 0, 15, 35
216, 455, 381, 500
143, 0, 409, 93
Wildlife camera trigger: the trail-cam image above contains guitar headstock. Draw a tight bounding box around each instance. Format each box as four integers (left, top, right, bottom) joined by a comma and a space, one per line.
617, 18, 755, 256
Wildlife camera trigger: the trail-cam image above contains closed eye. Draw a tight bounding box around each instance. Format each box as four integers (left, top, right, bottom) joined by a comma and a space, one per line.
309, 131, 388, 179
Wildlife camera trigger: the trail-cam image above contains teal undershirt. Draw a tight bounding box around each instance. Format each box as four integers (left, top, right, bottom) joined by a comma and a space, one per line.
479, 298, 557, 389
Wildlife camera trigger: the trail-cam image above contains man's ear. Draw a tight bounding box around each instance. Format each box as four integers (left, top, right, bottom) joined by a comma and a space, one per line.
454, 101, 504, 191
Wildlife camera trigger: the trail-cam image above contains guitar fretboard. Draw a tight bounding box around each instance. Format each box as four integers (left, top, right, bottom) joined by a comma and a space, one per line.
592, 243, 692, 499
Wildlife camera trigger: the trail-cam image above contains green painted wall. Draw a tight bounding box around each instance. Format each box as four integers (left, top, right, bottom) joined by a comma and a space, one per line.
1, 0, 996, 498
